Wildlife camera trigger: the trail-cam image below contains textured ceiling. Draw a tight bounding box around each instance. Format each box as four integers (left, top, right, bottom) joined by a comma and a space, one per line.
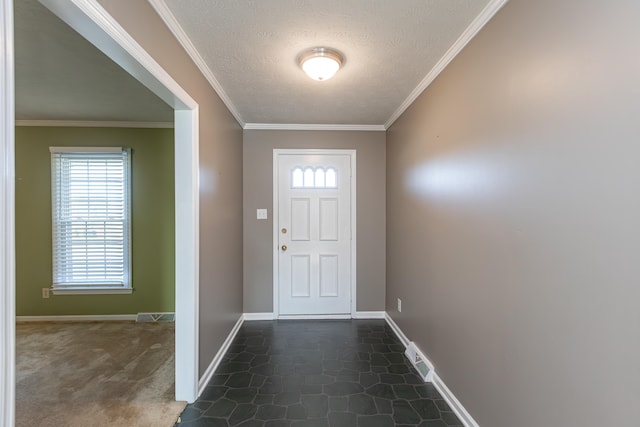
14, 0, 499, 127
163, 0, 493, 126
15, 0, 173, 122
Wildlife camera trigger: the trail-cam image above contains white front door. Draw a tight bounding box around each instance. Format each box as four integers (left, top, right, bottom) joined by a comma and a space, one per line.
276, 151, 353, 316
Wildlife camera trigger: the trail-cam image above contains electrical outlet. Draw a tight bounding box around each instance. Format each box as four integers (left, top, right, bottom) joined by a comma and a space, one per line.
42, 288, 50, 299
397, 298, 402, 312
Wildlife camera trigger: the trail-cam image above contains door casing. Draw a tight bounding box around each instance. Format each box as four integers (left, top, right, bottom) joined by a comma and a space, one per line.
272, 149, 357, 319
1, 0, 16, 424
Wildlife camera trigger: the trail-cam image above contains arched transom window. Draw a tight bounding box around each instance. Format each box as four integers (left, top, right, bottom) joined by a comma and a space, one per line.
292, 167, 337, 188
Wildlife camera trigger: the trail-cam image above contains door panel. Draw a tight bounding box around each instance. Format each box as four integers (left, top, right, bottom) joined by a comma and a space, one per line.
291, 255, 311, 297
291, 198, 310, 241
319, 198, 339, 241
277, 153, 351, 315
319, 255, 339, 297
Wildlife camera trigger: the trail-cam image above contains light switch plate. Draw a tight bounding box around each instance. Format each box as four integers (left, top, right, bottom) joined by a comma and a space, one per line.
256, 209, 268, 220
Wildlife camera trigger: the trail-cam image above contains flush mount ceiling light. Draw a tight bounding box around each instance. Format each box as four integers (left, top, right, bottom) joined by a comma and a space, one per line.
298, 47, 344, 81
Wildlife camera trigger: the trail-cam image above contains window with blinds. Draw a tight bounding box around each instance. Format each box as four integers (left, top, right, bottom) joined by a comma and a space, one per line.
50, 147, 131, 291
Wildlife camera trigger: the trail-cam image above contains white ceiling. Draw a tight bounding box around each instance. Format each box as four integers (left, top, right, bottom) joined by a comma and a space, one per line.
15, 0, 505, 128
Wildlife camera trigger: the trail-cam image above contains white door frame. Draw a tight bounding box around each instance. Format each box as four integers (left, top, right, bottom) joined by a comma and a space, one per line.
272, 149, 357, 319
1, 0, 16, 424
1, 1, 201, 420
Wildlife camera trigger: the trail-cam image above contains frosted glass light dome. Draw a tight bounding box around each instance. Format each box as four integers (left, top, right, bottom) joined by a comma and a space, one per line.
298, 48, 344, 81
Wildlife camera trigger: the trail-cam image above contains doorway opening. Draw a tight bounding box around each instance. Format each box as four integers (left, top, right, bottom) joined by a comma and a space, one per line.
2, 1, 201, 424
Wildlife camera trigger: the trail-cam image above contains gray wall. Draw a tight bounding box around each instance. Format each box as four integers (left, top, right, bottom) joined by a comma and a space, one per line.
98, 0, 244, 376
386, 0, 640, 426
243, 130, 386, 313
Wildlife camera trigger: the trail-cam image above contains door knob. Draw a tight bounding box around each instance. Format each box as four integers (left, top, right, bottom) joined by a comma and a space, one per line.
281, 245, 287, 252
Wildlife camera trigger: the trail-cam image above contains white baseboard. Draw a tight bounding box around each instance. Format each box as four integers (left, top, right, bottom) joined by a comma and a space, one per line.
432, 372, 480, 427
244, 312, 386, 320
16, 314, 137, 322
352, 311, 386, 319
384, 312, 479, 427
383, 312, 410, 347
277, 314, 352, 320
197, 315, 244, 397
243, 312, 275, 321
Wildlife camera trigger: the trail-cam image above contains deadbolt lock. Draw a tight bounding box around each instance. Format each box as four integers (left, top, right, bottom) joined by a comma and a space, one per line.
281, 228, 287, 234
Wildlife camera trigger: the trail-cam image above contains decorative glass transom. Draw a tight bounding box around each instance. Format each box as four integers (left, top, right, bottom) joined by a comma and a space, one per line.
292, 167, 337, 188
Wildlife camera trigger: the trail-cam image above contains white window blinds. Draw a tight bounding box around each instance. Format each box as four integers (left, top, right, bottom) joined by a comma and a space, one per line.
50, 147, 131, 289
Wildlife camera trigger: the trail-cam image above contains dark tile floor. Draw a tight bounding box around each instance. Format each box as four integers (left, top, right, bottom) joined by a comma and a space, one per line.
175, 320, 462, 427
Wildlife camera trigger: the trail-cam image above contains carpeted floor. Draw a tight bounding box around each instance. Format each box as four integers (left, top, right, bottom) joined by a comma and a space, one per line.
16, 321, 186, 427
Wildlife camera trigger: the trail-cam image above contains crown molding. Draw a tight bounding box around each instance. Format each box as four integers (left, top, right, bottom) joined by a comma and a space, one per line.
151, 0, 508, 131
148, 0, 245, 127
15, 120, 174, 128
244, 123, 385, 132
384, 0, 510, 129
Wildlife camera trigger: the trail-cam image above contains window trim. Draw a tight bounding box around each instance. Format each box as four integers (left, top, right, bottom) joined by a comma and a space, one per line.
49, 146, 132, 295
51, 287, 133, 295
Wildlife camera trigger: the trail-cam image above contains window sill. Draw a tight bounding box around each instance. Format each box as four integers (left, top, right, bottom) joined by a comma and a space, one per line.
51, 287, 133, 295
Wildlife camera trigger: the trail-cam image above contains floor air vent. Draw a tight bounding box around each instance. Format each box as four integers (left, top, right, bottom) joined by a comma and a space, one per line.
136, 312, 175, 322
405, 341, 434, 382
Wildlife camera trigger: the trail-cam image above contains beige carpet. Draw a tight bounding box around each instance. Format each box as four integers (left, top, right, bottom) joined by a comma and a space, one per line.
16, 321, 186, 427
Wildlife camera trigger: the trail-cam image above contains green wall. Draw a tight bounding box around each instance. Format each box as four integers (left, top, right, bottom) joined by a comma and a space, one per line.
15, 126, 175, 316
